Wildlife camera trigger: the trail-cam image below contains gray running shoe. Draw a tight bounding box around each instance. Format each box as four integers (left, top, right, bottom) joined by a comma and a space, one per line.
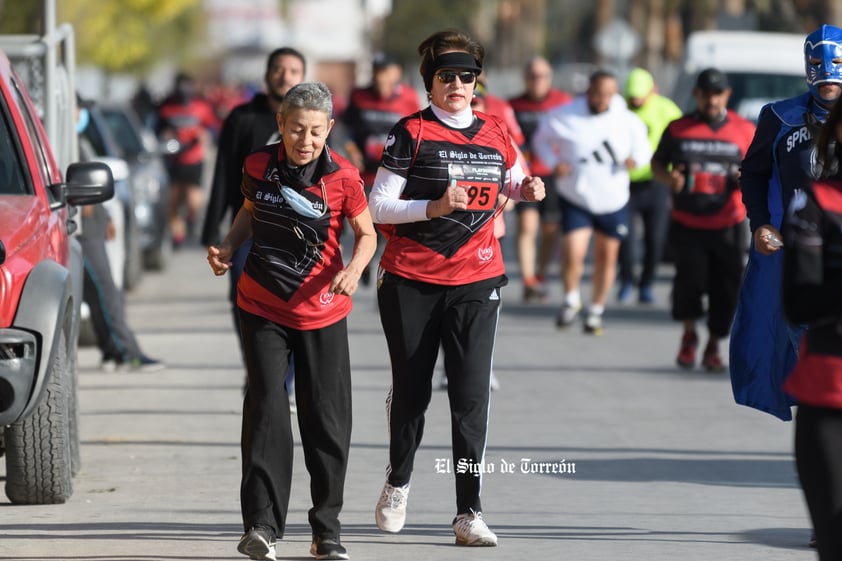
375, 481, 410, 533
452, 510, 498, 546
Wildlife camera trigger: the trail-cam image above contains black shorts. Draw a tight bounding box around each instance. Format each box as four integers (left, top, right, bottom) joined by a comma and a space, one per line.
166, 161, 204, 186
669, 221, 746, 336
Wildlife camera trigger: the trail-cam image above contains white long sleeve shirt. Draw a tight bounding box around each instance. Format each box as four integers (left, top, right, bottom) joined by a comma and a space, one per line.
368, 104, 529, 224
532, 94, 651, 214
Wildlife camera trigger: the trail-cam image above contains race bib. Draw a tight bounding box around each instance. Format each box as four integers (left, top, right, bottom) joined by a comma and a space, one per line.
685, 161, 736, 195
448, 163, 501, 211
688, 172, 727, 195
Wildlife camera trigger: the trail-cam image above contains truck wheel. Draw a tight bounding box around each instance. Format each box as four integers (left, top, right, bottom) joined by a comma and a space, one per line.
68, 351, 81, 477
4, 330, 74, 504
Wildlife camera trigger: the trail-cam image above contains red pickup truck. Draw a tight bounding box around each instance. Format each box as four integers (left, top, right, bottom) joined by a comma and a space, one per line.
0, 47, 113, 504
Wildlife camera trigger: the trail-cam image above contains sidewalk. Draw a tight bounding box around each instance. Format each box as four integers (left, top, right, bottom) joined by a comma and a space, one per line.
0, 245, 810, 561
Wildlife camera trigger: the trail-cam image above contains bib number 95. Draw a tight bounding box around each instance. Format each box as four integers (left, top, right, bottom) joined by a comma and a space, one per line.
454, 180, 497, 211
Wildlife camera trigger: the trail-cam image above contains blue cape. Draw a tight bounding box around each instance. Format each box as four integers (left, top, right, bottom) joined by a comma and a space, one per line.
729, 95, 808, 421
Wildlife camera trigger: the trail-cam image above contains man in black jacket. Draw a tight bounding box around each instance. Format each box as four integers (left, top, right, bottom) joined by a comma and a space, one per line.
201, 47, 306, 339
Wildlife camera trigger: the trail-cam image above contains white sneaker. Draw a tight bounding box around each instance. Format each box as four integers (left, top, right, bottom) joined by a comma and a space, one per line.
375, 481, 410, 533
452, 510, 498, 546
100, 359, 119, 373
583, 312, 604, 335
555, 302, 581, 328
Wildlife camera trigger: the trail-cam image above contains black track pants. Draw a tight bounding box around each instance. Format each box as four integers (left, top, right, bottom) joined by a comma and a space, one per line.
378, 272, 504, 514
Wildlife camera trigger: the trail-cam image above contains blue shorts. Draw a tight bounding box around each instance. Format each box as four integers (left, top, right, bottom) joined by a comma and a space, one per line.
559, 197, 629, 240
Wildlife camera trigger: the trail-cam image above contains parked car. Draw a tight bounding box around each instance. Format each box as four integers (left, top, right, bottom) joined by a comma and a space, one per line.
75, 156, 130, 348
672, 30, 806, 123
0, 47, 113, 504
79, 99, 144, 290
99, 102, 171, 271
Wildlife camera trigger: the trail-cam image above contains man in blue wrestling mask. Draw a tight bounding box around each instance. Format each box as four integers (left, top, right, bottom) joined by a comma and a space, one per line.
731, 24, 842, 421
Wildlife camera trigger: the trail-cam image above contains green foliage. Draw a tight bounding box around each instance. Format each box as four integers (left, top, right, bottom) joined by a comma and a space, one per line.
0, 1, 42, 34
57, 0, 206, 74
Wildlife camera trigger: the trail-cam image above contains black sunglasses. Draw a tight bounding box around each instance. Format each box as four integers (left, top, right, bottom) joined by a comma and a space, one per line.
435, 71, 477, 84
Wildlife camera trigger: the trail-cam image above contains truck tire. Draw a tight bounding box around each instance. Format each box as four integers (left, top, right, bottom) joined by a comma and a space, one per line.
4, 330, 74, 504
68, 352, 81, 477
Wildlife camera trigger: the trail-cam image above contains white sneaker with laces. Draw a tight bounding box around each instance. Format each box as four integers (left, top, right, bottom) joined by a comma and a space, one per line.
452, 510, 498, 546
375, 481, 410, 533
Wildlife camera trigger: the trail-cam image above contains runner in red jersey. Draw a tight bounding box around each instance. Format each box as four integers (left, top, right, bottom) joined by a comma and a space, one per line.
478, 73, 525, 147
651, 68, 755, 372
207, 82, 375, 561
157, 73, 219, 246
343, 52, 420, 188
342, 52, 420, 285
369, 29, 545, 548
509, 56, 572, 301
782, 98, 842, 560
202, 47, 306, 337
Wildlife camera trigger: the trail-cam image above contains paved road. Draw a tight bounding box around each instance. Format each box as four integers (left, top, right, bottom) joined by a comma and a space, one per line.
0, 244, 812, 561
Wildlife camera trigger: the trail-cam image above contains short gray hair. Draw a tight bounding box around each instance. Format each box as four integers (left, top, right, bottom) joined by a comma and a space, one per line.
280, 82, 333, 119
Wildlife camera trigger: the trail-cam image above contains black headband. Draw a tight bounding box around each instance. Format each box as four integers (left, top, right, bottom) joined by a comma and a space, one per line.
424, 51, 482, 91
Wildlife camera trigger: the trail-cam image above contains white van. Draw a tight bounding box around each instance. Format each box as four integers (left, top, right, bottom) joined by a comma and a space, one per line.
672, 30, 807, 122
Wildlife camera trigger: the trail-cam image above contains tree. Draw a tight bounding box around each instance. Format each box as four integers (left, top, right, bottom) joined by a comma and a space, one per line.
57, 0, 206, 74
0, 0, 42, 34
379, 0, 481, 68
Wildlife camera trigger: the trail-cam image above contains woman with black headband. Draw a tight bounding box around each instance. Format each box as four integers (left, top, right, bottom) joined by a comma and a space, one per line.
208, 82, 376, 561
369, 29, 545, 547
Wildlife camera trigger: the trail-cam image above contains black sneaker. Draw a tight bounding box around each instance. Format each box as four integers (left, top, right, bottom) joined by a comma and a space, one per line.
310, 536, 349, 560
129, 355, 165, 373
522, 282, 548, 303
238, 525, 276, 560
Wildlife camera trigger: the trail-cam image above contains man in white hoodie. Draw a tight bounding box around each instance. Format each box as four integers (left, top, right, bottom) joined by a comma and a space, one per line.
533, 70, 651, 334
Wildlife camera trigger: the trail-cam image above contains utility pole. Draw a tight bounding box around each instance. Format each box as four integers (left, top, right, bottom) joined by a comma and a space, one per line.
596, 0, 613, 30
594, 0, 615, 66
824, 0, 842, 26
494, 0, 546, 67
629, 0, 667, 71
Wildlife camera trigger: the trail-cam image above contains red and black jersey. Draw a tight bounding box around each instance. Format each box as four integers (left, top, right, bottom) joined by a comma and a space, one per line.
342, 84, 420, 185
509, 88, 572, 176
653, 110, 755, 229
237, 143, 368, 330
378, 107, 517, 285
783, 178, 842, 408
156, 95, 219, 165
483, 93, 526, 148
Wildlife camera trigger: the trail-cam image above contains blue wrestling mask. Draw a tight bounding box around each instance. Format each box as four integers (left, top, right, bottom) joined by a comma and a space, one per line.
805, 24, 842, 103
